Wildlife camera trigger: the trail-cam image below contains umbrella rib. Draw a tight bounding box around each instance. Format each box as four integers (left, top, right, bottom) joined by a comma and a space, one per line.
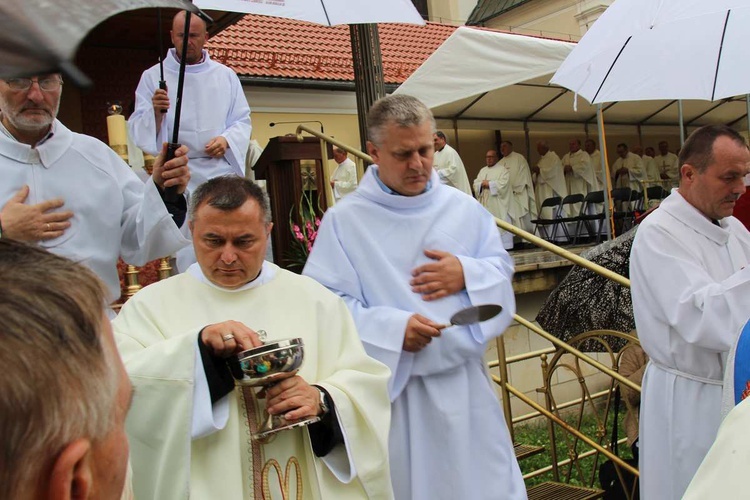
711, 10, 731, 102
319, 0, 332, 26
592, 36, 631, 104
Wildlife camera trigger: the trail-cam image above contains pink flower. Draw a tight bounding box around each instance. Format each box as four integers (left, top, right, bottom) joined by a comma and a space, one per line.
314, 217, 321, 227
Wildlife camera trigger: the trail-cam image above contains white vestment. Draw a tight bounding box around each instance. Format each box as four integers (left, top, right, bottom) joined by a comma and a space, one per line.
245, 139, 264, 181
534, 151, 568, 218
562, 149, 598, 214
500, 151, 537, 231
612, 152, 644, 192
630, 191, 750, 500
331, 157, 358, 201
589, 148, 606, 188
114, 262, 393, 500
473, 162, 514, 249
641, 155, 660, 183
654, 152, 680, 186
433, 143, 472, 196
129, 48, 251, 192
0, 119, 188, 303
304, 167, 526, 500
683, 393, 750, 499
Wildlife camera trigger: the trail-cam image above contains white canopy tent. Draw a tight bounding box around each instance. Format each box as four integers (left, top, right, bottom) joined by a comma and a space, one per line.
395, 26, 749, 141
395, 26, 750, 239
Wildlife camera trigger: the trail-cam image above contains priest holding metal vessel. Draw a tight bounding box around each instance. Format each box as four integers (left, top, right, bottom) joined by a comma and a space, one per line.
114, 176, 392, 499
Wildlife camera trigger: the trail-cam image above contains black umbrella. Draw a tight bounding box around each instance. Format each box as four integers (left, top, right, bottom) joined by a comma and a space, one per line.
536, 226, 638, 352
0, 0, 201, 86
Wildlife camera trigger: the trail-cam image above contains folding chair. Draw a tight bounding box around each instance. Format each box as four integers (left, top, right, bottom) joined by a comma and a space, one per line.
645, 185, 669, 208
611, 187, 635, 235
555, 193, 585, 244
574, 190, 606, 244
531, 196, 562, 241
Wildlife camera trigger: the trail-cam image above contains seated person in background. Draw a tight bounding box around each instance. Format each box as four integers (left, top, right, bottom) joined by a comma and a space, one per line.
0, 238, 133, 499
114, 176, 392, 500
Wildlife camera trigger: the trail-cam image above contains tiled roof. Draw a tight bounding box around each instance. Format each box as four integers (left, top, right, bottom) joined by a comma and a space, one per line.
206, 15, 458, 84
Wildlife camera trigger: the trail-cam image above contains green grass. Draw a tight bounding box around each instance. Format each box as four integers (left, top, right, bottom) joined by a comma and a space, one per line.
514, 409, 633, 488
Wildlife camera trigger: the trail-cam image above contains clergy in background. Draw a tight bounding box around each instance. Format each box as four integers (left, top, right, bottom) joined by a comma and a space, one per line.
585, 138, 605, 188
474, 149, 513, 249
330, 146, 358, 201
630, 125, 750, 500
532, 140, 568, 216
561, 138, 597, 214
432, 131, 472, 196
115, 176, 392, 500
500, 140, 537, 232
304, 95, 525, 500
655, 140, 680, 188
612, 143, 644, 192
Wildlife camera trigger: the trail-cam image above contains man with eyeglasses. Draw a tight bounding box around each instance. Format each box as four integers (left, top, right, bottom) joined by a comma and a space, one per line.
0, 74, 191, 312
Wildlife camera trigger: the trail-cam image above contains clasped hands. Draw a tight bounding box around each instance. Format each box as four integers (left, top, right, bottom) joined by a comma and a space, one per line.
201, 320, 325, 420
404, 249, 465, 353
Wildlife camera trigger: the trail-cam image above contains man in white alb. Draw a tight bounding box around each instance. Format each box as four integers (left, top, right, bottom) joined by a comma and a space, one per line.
630, 124, 750, 500
655, 140, 680, 188
330, 146, 358, 202
304, 95, 525, 500
432, 131, 472, 196
585, 138, 606, 189
612, 143, 644, 192
561, 138, 598, 214
499, 140, 537, 233
474, 149, 513, 249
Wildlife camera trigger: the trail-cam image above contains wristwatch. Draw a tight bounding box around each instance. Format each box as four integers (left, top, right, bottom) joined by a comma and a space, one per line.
315, 386, 330, 416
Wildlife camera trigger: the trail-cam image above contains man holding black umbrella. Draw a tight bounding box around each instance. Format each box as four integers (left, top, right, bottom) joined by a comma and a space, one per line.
129, 10, 251, 194
630, 124, 750, 499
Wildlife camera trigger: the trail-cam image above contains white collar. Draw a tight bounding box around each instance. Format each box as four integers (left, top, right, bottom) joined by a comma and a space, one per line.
187, 260, 276, 292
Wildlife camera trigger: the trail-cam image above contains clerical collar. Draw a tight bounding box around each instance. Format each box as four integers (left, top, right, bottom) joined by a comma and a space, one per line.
0, 113, 54, 146
372, 167, 432, 195
187, 261, 276, 292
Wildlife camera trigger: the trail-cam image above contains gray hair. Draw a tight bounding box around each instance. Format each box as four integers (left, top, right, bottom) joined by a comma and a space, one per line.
0, 239, 117, 498
189, 175, 271, 223
367, 94, 435, 147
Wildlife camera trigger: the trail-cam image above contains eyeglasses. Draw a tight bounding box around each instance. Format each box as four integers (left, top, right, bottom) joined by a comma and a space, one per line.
4, 77, 63, 92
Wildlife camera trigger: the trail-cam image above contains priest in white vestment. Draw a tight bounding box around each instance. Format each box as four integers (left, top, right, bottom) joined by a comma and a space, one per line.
115, 176, 393, 500
0, 74, 191, 307
304, 95, 526, 500
500, 141, 537, 233
129, 11, 252, 272
585, 138, 606, 189
655, 140, 680, 188
612, 143, 644, 192
432, 131, 472, 196
532, 141, 568, 218
562, 139, 598, 214
474, 149, 513, 249
330, 147, 358, 202
630, 125, 750, 500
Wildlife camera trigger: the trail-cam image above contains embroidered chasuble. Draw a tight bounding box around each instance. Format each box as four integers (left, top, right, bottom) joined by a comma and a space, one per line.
114, 263, 393, 500
534, 151, 568, 218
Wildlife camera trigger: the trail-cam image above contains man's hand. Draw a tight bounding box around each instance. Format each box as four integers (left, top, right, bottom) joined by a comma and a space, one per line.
152, 143, 190, 194
205, 136, 229, 158
410, 249, 465, 301
265, 375, 324, 421
152, 88, 170, 114
403, 313, 442, 352
660, 172, 669, 180
564, 164, 573, 174
1, 185, 73, 241
200, 320, 264, 358
531, 165, 540, 175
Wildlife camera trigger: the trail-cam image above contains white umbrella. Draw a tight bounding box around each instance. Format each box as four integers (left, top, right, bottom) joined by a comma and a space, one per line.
551, 0, 750, 104
194, 0, 425, 25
